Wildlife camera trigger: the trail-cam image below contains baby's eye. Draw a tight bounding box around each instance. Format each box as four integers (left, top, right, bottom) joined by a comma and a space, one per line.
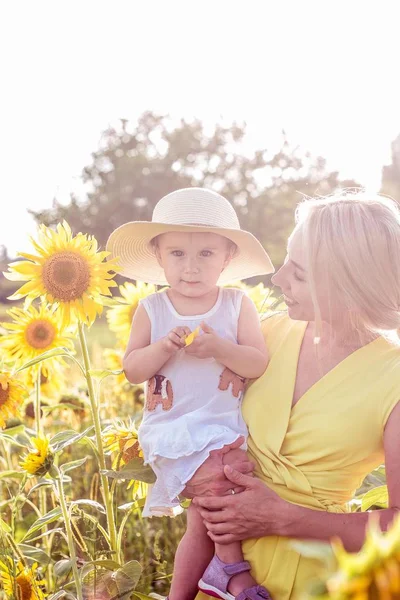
171, 250, 184, 257
294, 272, 305, 282
200, 250, 213, 257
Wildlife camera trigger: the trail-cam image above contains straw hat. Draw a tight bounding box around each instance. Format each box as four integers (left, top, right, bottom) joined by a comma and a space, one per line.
106, 187, 274, 285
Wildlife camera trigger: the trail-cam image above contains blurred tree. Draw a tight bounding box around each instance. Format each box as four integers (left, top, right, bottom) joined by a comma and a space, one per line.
30, 112, 358, 268
381, 134, 400, 202
0, 246, 18, 304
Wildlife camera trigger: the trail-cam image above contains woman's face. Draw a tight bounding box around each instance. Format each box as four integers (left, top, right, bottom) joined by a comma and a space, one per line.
271, 227, 338, 323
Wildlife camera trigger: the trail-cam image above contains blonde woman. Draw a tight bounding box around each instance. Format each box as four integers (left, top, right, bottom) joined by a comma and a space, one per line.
195, 192, 400, 600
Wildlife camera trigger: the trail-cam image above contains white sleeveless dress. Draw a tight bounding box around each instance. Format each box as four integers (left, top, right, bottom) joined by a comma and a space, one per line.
138, 287, 248, 517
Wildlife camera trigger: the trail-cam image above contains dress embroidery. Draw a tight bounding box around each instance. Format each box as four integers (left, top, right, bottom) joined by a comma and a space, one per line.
146, 374, 173, 411
218, 367, 246, 398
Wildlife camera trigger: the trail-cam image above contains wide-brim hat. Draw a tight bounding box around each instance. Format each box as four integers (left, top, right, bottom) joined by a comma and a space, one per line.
106, 187, 274, 285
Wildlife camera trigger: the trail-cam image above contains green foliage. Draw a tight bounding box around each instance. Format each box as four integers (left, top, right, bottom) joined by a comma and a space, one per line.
381, 133, 400, 201
30, 112, 358, 268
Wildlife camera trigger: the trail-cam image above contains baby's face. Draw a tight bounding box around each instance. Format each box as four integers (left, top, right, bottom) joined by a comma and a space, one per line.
154, 231, 233, 298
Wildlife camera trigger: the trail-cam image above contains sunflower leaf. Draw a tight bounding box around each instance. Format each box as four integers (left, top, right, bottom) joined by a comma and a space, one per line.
21, 506, 63, 541
101, 459, 156, 484
361, 485, 389, 511
0, 516, 11, 533
60, 456, 88, 474
54, 558, 73, 577
0, 469, 26, 479
15, 347, 77, 372
0, 433, 29, 448
116, 559, 142, 588
69, 499, 106, 513
50, 426, 94, 452
18, 543, 51, 566
27, 478, 56, 495
89, 368, 124, 382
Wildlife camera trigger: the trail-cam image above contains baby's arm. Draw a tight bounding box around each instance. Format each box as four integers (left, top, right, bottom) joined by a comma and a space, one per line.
185, 295, 268, 379
214, 295, 268, 378
123, 304, 190, 384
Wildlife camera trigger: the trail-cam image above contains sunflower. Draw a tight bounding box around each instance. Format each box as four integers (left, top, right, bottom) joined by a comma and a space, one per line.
223, 281, 284, 316
4, 221, 119, 328
103, 348, 126, 385
0, 303, 75, 381
20, 435, 54, 476
0, 372, 28, 429
0, 558, 45, 599
308, 516, 400, 600
102, 418, 143, 466
106, 281, 156, 346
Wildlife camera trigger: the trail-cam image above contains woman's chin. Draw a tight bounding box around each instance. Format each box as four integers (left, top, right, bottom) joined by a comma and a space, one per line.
286, 302, 306, 320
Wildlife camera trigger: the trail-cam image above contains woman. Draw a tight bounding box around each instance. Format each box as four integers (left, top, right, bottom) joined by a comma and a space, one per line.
195, 192, 400, 599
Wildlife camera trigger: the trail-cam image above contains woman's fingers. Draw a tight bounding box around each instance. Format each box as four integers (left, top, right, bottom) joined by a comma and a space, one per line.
207, 532, 236, 544
193, 495, 233, 510
199, 509, 228, 523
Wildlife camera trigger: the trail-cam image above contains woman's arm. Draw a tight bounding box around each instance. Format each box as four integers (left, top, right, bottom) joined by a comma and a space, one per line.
185, 295, 269, 379
194, 401, 400, 552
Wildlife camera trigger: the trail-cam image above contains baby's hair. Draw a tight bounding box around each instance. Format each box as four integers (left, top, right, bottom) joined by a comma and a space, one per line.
295, 190, 400, 343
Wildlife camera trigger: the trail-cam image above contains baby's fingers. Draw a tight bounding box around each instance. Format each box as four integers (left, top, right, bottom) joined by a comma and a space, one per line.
168, 331, 185, 346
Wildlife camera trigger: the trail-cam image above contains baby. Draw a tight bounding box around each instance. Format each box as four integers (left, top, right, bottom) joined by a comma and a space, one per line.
107, 188, 274, 600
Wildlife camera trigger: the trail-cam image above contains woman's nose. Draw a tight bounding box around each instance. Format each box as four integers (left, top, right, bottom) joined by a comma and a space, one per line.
271, 265, 286, 289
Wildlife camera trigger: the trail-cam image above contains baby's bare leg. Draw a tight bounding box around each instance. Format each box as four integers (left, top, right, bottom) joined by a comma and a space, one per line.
183, 444, 258, 596
169, 503, 214, 600
213, 448, 257, 596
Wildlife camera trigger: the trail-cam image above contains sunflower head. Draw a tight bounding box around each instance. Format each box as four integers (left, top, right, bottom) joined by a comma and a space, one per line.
0, 372, 28, 429
20, 435, 54, 476
106, 281, 156, 346
0, 558, 45, 600
308, 516, 400, 599
102, 419, 143, 466
4, 221, 119, 328
0, 302, 75, 383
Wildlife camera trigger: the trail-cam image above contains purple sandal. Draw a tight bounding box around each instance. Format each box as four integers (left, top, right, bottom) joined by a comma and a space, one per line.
198, 555, 271, 600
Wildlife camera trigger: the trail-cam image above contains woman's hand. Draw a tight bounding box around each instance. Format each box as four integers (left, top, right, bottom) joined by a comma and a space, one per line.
193, 465, 290, 544
182, 437, 254, 498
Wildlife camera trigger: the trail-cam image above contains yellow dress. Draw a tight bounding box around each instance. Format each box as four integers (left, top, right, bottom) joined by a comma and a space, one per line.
197, 313, 400, 600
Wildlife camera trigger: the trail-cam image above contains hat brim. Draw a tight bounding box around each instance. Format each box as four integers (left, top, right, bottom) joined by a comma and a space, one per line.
106, 221, 274, 285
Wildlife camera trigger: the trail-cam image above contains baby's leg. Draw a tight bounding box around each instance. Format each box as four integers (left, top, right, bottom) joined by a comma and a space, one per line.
169, 503, 214, 600
212, 448, 258, 596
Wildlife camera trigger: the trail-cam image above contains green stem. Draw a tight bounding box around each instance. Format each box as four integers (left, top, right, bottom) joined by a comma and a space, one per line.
34, 367, 52, 589
55, 467, 83, 600
78, 322, 118, 556
35, 365, 42, 435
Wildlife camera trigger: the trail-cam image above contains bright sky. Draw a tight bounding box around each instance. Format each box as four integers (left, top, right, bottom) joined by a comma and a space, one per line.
1, 1, 399, 257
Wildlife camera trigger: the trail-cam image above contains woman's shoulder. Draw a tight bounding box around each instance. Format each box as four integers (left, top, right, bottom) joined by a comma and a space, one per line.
261, 311, 291, 335
260, 311, 296, 353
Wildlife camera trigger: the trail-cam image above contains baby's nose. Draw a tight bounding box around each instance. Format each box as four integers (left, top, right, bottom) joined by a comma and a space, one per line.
184, 256, 200, 271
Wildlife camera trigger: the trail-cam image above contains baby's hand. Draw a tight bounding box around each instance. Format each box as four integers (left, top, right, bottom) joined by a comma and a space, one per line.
162, 326, 192, 354
184, 321, 221, 359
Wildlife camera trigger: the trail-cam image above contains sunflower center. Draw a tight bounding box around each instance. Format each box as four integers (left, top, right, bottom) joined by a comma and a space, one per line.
0, 384, 9, 407
16, 573, 33, 599
25, 320, 56, 349
42, 251, 91, 301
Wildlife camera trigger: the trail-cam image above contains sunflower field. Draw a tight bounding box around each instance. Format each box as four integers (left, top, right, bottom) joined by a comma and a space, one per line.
0, 222, 283, 600
0, 222, 399, 600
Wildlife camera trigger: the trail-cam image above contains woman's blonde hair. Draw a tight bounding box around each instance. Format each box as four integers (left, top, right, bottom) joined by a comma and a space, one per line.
295, 190, 400, 343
